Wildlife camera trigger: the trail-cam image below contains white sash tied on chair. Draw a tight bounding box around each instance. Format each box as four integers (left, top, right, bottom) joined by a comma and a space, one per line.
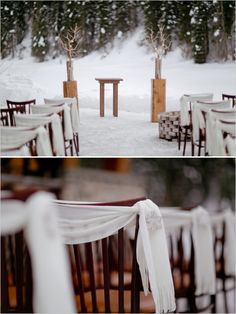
32, 104, 74, 141
206, 109, 236, 155
225, 135, 236, 156
55, 198, 176, 314
211, 209, 235, 276
63, 104, 74, 140
161, 206, 216, 296
44, 97, 80, 133
136, 200, 176, 314
0, 126, 52, 156
14, 113, 64, 156
50, 114, 65, 155
1, 192, 76, 313
214, 120, 236, 156
180, 93, 213, 126
192, 100, 231, 143
191, 206, 216, 296
35, 126, 53, 156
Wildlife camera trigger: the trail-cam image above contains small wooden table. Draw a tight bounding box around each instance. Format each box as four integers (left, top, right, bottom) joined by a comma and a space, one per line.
95, 78, 123, 117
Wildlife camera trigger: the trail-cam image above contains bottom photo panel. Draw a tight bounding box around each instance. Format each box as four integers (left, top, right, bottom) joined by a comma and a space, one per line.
1, 158, 235, 314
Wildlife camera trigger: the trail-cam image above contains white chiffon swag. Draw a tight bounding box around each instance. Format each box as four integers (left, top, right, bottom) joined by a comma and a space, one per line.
56, 199, 176, 314
161, 206, 216, 296
179, 93, 213, 126
1, 192, 76, 313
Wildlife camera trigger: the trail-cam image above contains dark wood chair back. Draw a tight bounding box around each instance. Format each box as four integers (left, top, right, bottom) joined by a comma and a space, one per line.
64, 198, 145, 313
7, 99, 36, 114
168, 224, 215, 313
222, 94, 236, 107
212, 218, 235, 312
1, 192, 34, 313
0, 108, 21, 126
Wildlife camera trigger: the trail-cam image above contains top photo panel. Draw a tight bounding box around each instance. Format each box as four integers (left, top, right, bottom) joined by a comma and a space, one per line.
0, 0, 235, 157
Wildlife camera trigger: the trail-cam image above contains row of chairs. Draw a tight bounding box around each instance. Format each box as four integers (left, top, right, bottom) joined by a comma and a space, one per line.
1, 191, 235, 313
0, 99, 79, 156
178, 93, 236, 156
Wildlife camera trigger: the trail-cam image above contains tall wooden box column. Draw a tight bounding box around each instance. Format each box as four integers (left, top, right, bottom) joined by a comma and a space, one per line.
63, 80, 79, 106
151, 79, 166, 122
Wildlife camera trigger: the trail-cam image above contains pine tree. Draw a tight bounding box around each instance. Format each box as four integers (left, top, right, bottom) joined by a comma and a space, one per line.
190, 1, 211, 63
176, 1, 193, 57
31, 1, 52, 61
1, 1, 28, 58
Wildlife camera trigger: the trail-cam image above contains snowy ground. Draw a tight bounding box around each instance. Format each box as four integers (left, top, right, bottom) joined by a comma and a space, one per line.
0, 30, 235, 156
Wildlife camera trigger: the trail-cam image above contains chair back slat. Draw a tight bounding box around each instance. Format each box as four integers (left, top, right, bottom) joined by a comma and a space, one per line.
85, 242, 98, 313
7, 99, 36, 114
24, 249, 33, 313
102, 238, 111, 313
131, 216, 140, 313
118, 229, 124, 313
73, 245, 87, 313
222, 93, 236, 107
1, 237, 10, 312
15, 231, 24, 310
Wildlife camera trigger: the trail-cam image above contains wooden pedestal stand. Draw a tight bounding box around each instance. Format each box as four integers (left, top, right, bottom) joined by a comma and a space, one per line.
63, 80, 79, 107
151, 79, 166, 122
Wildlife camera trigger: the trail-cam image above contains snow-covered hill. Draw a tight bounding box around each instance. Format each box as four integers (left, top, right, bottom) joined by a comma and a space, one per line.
0, 29, 235, 156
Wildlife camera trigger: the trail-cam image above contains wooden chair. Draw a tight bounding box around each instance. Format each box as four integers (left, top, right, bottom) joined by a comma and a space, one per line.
178, 123, 191, 156
56, 197, 157, 313
178, 94, 213, 156
31, 104, 74, 156
1, 191, 35, 313
0, 108, 21, 126
162, 206, 217, 314
1, 190, 76, 313
7, 99, 36, 114
168, 228, 216, 313
191, 100, 231, 156
222, 94, 236, 107
44, 98, 80, 156
212, 220, 235, 313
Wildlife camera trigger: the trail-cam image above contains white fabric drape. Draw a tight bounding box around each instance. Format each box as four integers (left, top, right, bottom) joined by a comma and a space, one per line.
214, 120, 236, 156
206, 109, 236, 155
32, 104, 74, 140
225, 135, 236, 156
0, 126, 53, 156
1, 192, 76, 313
44, 97, 80, 133
180, 93, 213, 126
14, 113, 65, 156
191, 206, 216, 295
0, 146, 30, 156
55, 198, 176, 314
192, 100, 231, 143
210, 209, 235, 276
160, 206, 216, 296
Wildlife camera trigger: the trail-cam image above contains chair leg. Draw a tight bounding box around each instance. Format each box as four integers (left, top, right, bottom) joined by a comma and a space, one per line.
223, 279, 229, 313
178, 125, 181, 150
198, 138, 201, 156
183, 127, 188, 156
70, 140, 74, 156
191, 137, 195, 156
211, 294, 216, 313
73, 133, 79, 156
188, 292, 197, 313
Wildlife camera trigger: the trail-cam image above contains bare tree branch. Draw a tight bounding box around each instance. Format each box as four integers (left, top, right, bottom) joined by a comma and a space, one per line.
59, 25, 81, 61
146, 26, 171, 59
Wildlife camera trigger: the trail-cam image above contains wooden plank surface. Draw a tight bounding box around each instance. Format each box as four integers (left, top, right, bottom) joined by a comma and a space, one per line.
151, 79, 166, 122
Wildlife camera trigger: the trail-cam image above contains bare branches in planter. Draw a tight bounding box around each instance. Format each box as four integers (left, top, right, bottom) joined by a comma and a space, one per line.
59, 25, 82, 81
146, 26, 171, 79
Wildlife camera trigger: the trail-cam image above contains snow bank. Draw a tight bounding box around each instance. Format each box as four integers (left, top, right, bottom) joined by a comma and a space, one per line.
0, 29, 235, 156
